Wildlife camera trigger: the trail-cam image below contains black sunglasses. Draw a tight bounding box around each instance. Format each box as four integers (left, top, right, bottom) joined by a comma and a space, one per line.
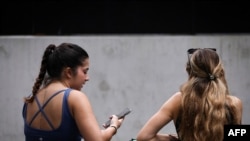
187, 48, 216, 54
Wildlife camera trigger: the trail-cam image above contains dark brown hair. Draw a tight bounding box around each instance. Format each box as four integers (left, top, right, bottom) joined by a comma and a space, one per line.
24, 43, 89, 103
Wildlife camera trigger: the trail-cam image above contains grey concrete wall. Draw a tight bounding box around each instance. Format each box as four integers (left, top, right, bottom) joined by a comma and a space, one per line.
0, 35, 249, 141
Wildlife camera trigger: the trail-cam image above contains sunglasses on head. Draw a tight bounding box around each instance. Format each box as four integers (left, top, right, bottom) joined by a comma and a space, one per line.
187, 48, 216, 54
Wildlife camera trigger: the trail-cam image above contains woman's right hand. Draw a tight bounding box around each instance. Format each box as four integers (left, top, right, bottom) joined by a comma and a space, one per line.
100, 115, 124, 140
105, 115, 124, 129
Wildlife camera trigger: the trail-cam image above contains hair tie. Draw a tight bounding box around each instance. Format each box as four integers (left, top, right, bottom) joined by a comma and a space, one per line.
208, 73, 215, 80
47, 44, 56, 54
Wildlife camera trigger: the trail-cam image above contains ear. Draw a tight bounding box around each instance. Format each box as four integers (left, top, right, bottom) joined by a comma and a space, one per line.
64, 67, 73, 79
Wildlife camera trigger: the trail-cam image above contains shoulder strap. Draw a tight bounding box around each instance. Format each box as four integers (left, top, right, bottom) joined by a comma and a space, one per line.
28, 89, 67, 129
22, 103, 28, 119
22, 94, 32, 119
62, 88, 73, 118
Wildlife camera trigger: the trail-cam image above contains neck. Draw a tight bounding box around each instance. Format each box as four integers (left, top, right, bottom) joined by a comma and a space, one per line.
50, 80, 70, 88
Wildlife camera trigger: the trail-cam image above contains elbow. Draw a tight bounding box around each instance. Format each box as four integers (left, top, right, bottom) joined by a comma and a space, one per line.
136, 134, 149, 141
136, 136, 142, 141
136, 137, 144, 141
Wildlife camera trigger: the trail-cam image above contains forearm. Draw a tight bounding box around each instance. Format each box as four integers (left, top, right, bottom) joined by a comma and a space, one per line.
155, 134, 179, 141
137, 133, 179, 141
101, 126, 117, 141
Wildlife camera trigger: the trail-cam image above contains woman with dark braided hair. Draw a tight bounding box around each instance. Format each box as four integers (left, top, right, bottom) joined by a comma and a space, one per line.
136, 48, 242, 141
22, 43, 124, 141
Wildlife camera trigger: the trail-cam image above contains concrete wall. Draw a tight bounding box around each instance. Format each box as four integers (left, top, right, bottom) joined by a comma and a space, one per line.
0, 35, 249, 141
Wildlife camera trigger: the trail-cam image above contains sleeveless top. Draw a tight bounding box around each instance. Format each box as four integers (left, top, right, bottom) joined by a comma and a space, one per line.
22, 88, 82, 141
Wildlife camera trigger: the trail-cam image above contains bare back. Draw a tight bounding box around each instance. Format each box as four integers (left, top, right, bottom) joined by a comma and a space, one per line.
25, 85, 68, 130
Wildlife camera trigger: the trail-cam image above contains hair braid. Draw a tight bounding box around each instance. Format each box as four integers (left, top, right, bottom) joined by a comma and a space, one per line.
24, 44, 56, 103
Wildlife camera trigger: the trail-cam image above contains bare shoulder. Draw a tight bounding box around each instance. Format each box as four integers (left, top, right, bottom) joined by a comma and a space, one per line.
228, 95, 242, 107
165, 92, 182, 106
161, 92, 182, 119
67, 89, 90, 107
227, 95, 243, 123
68, 89, 88, 98
162, 92, 182, 107
169, 91, 182, 103
173, 91, 182, 99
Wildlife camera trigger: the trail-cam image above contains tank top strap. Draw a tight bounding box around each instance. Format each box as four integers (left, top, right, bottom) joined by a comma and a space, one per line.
28, 89, 68, 129
64, 88, 73, 100
62, 88, 73, 118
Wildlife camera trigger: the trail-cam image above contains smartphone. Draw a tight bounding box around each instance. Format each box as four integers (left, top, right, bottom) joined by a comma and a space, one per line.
103, 107, 132, 128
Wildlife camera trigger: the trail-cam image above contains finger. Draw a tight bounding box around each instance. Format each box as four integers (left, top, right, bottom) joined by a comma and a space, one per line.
102, 124, 108, 128
111, 115, 118, 119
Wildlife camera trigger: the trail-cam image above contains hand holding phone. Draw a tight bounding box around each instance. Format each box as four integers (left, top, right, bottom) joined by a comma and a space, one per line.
103, 107, 132, 128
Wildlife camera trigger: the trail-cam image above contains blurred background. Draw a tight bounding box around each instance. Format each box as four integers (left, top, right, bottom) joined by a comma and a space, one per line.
1, 1, 250, 141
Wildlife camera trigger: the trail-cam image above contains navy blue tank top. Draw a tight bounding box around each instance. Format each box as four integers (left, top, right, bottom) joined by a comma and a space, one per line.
22, 88, 82, 141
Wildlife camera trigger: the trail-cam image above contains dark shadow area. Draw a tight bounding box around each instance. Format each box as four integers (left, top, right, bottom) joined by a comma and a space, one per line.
1, 0, 250, 35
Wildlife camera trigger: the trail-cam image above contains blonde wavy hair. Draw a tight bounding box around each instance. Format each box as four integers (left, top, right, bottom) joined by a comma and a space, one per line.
178, 48, 236, 141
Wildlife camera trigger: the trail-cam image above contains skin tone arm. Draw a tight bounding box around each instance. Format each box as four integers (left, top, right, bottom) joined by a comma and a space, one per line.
68, 90, 123, 141
136, 92, 182, 141
230, 95, 243, 124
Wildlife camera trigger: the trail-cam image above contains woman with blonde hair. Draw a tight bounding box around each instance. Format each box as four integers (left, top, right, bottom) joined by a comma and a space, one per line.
136, 48, 242, 141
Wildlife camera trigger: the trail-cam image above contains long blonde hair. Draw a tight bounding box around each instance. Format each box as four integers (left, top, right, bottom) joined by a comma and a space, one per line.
178, 48, 230, 141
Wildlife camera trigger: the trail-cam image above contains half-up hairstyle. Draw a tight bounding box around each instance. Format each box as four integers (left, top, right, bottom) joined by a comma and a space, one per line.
24, 43, 89, 103
178, 48, 236, 141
